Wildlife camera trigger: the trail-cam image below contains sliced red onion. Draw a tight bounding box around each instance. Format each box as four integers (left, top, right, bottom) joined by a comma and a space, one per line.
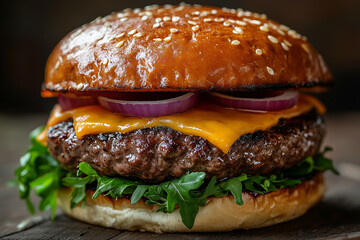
58, 95, 98, 111
209, 91, 299, 111
98, 93, 198, 117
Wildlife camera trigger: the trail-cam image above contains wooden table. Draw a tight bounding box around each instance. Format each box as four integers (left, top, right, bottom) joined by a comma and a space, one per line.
1, 113, 360, 239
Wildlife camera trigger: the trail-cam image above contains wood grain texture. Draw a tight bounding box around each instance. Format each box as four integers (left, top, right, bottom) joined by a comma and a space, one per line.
1, 113, 360, 239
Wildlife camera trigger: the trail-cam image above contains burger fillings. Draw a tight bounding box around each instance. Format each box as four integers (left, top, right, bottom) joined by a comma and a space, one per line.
13, 4, 338, 232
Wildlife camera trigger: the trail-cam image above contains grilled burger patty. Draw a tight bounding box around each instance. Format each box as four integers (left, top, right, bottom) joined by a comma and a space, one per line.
47, 109, 325, 182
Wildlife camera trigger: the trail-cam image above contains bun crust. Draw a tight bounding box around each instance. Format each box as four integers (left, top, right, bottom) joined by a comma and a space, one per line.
58, 173, 325, 233
44, 5, 331, 94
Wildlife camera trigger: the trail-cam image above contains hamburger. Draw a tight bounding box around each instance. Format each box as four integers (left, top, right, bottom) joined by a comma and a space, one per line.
14, 4, 338, 233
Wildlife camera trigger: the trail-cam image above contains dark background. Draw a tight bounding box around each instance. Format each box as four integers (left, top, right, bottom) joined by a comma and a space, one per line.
1, 0, 360, 113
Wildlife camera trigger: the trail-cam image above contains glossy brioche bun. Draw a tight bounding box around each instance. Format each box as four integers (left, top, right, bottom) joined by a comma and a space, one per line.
57, 173, 325, 233
44, 5, 332, 94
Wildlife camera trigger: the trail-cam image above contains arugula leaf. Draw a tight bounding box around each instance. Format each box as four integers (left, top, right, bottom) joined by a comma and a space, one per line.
285, 156, 314, 176
12, 126, 66, 220
12, 127, 339, 229
160, 172, 205, 229
78, 162, 100, 177
219, 174, 247, 205
131, 185, 149, 205
144, 185, 167, 211
192, 177, 227, 206
314, 147, 339, 175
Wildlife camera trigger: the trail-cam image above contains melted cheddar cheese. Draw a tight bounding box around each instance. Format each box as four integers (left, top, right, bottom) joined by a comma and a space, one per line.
37, 94, 325, 153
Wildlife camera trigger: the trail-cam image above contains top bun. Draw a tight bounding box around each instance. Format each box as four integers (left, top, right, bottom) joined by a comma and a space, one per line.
43, 4, 332, 94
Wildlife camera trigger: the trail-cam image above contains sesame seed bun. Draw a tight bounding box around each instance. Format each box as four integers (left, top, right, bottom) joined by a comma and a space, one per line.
43, 4, 332, 94
57, 173, 325, 233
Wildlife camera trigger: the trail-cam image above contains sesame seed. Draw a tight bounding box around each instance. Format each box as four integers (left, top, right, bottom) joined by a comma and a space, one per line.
281, 42, 289, 51
278, 30, 286, 37
188, 20, 197, 25
280, 24, 290, 31
211, 10, 218, 14
104, 22, 111, 27
163, 16, 171, 21
223, 21, 231, 26
192, 11, 200, 15
301, 43, 310, 53
103, 58, 109, 65
204, 18, 212, 22
266, 67, 274, 75
244, 11, 252, 16
153, 38, 162, 42
237, 8, 244, 12
244, 18, 261, 25
133, 32, 142, 38
164, 36, 172, 42
192, 25, 200, 32
116, 33, 125, 38
120, 17, 128, 22
175, 6, 184, 11
141, 16, 148, 21
288, 30, 301, 39
268, 23, 278, 30
155, 17, 162, 23
283, 40, 292, 47
214, 18, 224, 22
236, 20, 246, 26
222, 7, 230, 12
144, 11, 153, 16
133, 8, 141, 13
55, 61, 60, 69
170, 28, 179, 33
260, 14, 267, 19
231, 40, 240, 45
260, 25, 269, 32
153, 23, 160, 28
128, 29, 136, 35
70, 29, 82, 38
145, 5, 158, 10
228, 19, 235, 23
255, 49, 263, 55
115, 40, 125, 48
234, 27, 243, 34
172, 16, 180, 22
93, 16, 102, 23
200, 11, 210, 17
76, 83, 84, 90
192, 17, 200, 21
268, 35, 279, 44
253, 13, 261, 18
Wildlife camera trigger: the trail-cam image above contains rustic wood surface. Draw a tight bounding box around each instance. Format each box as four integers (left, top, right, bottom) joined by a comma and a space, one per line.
1, 113, 360, 239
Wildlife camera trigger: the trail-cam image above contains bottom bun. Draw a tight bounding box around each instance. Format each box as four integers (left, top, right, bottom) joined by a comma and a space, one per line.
57, 173, 325, 233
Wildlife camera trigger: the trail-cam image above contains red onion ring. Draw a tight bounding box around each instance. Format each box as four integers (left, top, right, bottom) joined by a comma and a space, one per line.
98, 93, 198, 117
58, 95, 98, 111
209, 91, 299, 111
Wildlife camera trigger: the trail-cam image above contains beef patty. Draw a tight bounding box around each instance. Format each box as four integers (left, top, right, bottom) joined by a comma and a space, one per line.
47, 110, 325, 182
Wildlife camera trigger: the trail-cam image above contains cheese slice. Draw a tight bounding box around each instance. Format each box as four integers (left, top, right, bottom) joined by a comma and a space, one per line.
37, 94, 325, 153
